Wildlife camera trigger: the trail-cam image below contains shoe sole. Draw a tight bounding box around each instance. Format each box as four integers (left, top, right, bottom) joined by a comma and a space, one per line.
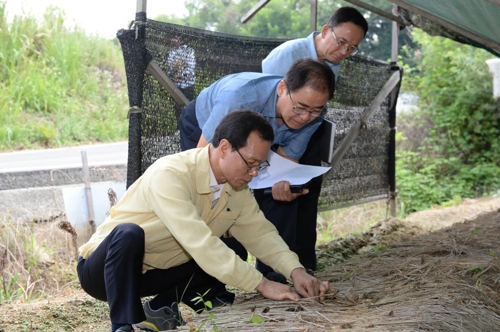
134, 322, 159, 331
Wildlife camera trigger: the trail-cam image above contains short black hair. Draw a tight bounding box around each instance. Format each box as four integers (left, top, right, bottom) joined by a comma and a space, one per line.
212, 110, 274, 149
327, 7, 369, 37
284, 58, 335, 100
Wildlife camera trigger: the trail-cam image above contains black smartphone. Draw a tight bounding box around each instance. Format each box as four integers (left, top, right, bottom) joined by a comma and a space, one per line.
263, 180, 311, 195
289, 180, 311, 193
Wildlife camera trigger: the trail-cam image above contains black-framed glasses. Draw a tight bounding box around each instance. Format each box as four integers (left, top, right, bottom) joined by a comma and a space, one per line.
286, 86, 324, 118
330, 29, 358, 55
234, 148, 270, 172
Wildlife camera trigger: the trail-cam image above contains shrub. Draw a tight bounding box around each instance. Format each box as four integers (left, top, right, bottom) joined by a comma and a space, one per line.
396, 30, 500, 216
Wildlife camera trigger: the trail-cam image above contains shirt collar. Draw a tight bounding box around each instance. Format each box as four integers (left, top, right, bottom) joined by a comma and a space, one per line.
209, 165, 224, 193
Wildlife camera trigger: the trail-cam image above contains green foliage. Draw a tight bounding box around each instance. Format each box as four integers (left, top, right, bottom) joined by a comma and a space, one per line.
316, 201, 388, 247
169, 0, 416, 60
239, 0, 311, 39
191, 289, 219, 331
396, 29, 500, 216
396, 150, 468, 214
180, 0, 311, 38
0, 273, 23, 303
191, 289, 213, 312
440, 195, 463, 208
368, 243, 387, 255
0, 2, 128, 151
24, 234, 38, 269
249, 314, 265, 324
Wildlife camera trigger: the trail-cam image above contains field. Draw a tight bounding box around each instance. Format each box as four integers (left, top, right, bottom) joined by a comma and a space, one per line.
1, 196, 499, 331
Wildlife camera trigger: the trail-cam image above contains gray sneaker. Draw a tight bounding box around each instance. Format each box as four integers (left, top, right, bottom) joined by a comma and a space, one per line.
135, 301, 183, 331
115, 325, 134, 332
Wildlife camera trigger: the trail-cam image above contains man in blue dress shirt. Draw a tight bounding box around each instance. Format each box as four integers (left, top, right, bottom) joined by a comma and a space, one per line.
259, 7, 369, 281
179, 58, 335, 163
178, 59, 336, 286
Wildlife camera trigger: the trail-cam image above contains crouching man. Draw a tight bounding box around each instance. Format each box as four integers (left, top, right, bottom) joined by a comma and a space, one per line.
77, 110, 330, 332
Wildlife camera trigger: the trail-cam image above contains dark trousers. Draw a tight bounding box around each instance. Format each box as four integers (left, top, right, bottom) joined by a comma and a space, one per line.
178, 99, 200, 151
77, 223, 247, 325
255, 129, 322, 273
173, 85, 195, 119
178, 101, 321, 272
295, 129, 322, 271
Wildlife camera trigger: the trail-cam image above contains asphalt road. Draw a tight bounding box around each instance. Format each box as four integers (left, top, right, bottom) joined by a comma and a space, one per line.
0, 142, 128, 173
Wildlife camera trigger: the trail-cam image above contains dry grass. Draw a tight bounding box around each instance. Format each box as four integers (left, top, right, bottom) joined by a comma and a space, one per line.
0, 214, 79, 304
181, 208, 500, 331
317, 200, 389, 245
0, 197, 499, 331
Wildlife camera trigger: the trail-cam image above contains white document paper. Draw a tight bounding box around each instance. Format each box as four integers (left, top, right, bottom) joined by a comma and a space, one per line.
248, 151, 331, 189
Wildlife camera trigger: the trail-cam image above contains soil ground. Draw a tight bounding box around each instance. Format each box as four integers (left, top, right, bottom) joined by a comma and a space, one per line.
1, 197, 499, 332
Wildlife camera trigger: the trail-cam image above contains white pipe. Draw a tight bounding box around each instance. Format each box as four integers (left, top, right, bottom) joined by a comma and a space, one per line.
486, 58, 500, 100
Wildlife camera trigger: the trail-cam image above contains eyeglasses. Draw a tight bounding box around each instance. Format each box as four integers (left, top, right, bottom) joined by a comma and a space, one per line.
330, 29, 358, 55
286, 87, 324, 118
234, 148, 270, 172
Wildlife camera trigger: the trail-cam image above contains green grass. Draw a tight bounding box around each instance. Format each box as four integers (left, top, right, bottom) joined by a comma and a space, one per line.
0, 2, 128, 151
316, 200, 389, 245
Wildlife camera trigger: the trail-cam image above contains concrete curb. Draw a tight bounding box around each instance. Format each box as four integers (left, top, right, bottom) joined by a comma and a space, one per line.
1, 165, 127, 244
0, 165, 126, 190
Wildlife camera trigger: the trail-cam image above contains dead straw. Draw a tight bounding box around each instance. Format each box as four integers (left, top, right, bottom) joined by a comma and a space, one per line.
179, 210, 500, 331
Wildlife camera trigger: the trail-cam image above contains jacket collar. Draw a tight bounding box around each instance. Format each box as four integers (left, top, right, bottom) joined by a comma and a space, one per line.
195, 145, 233, 197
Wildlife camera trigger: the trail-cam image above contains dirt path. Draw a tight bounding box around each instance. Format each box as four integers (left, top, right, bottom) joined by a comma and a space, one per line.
1, 197, 499, 331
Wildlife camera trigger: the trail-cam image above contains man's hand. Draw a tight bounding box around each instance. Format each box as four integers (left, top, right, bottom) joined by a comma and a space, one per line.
290, 267, 331, 300
271, 181, 309, 202
255, 276, 301, 302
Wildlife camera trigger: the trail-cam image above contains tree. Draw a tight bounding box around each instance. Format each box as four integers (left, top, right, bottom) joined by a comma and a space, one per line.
181, 0, 311, 38
315, 0, 416, 61
167, 0, 415, 60
396, 29, 500, 215
182, 0, 248, 32
239, 0, 311, 38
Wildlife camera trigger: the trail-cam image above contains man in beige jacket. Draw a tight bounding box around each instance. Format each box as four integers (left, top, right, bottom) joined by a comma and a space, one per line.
77, 110, 330, 332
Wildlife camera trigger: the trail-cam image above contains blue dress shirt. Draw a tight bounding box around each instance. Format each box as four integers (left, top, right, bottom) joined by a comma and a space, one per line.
262, 32, 340, 79
195, 72, 322, 160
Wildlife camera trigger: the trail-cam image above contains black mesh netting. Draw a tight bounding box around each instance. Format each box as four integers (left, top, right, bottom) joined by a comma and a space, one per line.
117, 19, 402, 211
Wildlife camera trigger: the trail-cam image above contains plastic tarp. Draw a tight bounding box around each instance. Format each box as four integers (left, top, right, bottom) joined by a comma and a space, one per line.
392, 0, 500, 56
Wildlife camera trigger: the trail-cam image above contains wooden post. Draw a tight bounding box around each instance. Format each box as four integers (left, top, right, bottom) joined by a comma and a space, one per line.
81, 151, 96, 233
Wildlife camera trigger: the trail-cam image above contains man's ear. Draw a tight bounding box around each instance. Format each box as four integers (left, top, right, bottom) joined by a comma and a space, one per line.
277, 80, 287, 97
320, 24, 330, 38
218, 139, 231, 157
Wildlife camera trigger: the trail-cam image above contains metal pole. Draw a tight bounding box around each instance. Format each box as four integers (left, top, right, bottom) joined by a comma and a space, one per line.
310, 0, 318, 33
391, 4, 399, 62
390, 4, 399, 217
136, 0, 147, 14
